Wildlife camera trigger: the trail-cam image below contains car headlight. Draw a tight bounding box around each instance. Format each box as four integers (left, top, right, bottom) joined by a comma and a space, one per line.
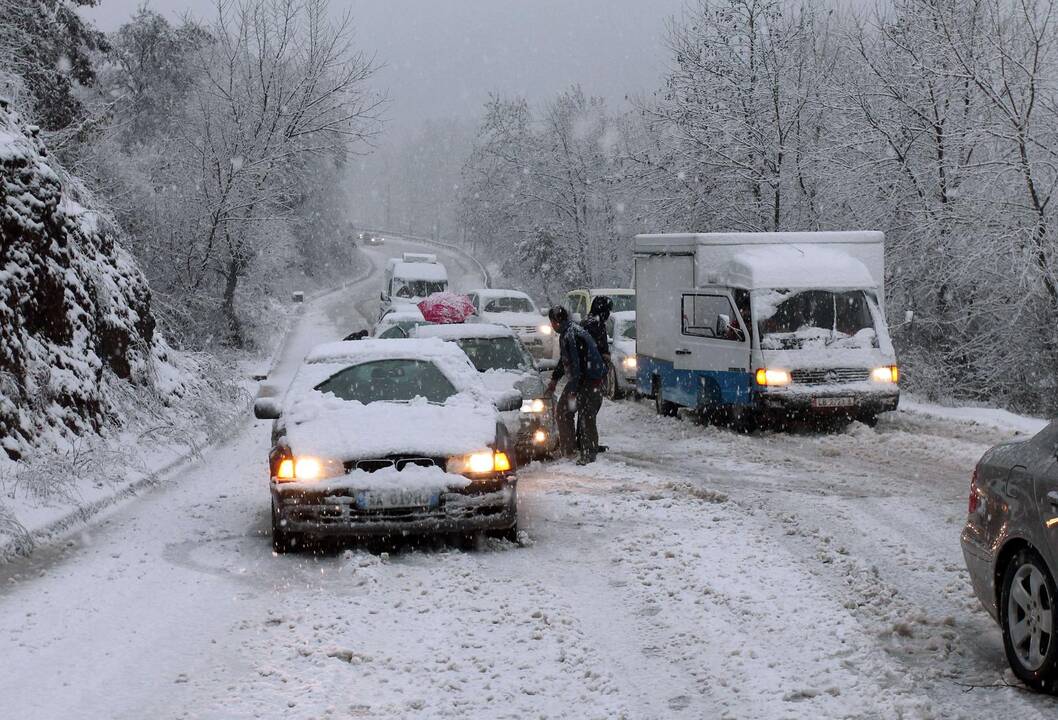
622, 355, 637, 369
521, 398, 547, 414
871, 365, 899, 383
755, 368, 792, 387
274, 456, 342, 483
448, 450, 513, 477
538, 324, 552, 336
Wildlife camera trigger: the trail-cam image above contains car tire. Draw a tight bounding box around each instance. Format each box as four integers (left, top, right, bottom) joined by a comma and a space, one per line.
653, 377, 677, 417
605, 365, 622, 400
1001, 547, 1058, 692
271, 500, 299, 554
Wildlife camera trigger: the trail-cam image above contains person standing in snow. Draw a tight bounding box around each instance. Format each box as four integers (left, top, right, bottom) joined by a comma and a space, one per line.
581, 296, 613, 452
544, 305, 606, 464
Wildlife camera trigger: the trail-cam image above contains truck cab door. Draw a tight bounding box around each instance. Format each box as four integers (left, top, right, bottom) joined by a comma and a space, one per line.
674, 290, 752, 403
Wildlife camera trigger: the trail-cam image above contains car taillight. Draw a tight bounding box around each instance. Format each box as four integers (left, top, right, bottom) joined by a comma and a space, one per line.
968, 466, 980, 515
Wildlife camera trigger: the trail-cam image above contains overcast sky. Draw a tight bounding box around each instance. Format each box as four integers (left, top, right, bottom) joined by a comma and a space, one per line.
84, 0, 686, 133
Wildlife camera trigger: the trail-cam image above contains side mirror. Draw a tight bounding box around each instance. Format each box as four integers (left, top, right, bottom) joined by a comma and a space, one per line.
716, 314, 745, 341
494, 391, 523, 413
380, 291, 387, 301
540, 308, 549, 316
253, 397, 282, 420
291, 291, 304, 303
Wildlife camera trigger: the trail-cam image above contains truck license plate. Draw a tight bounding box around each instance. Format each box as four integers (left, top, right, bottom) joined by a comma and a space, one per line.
812, 397, 855, 408
356, 490, 437, 510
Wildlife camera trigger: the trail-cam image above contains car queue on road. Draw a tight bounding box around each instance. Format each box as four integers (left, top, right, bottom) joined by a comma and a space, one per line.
255, 232, 1058, 694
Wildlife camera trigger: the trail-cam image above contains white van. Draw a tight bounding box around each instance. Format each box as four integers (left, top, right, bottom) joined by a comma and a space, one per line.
380, 253, 448, 318
634, 231, 900, 426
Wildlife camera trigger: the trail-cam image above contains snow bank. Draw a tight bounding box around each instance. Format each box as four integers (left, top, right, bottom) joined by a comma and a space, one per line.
900, 395, 1050, 436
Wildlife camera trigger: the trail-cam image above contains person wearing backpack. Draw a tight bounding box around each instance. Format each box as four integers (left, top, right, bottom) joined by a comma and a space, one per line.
544, 305, 606, 465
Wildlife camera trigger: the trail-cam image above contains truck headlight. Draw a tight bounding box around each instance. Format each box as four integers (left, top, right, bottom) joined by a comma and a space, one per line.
622, 355, 637, 369
871, 365, 899, 383
755, 368, 792, 387
521, 398, 547, 413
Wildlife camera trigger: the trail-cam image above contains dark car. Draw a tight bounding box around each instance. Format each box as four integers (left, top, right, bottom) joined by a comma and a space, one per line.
253, 338, 520, 552
962, 419, 1058, 690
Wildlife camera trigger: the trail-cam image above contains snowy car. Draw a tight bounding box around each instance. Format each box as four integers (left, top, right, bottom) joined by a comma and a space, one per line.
604, 311, 637, 400
466, 289, 557, 368
380, 253, 448, 319
962, 420, 1058, 690
253, 338, 520, 551
565, 288, 636, 321
412, 323, 557, 462
372, 307, 432, 339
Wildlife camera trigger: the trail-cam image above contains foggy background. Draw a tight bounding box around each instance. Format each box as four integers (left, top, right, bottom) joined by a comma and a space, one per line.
84, 0, 686, 132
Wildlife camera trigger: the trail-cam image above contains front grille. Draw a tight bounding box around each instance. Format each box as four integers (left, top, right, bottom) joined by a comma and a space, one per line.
342, 456, 445, 473
511, 325, 538, 335
791, 368, 870, 385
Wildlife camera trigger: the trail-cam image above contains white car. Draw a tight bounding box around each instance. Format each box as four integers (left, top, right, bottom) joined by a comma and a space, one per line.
466, 289, 557, 368
565, 288, 635, 321
605, 311, 637, 399
413, 323, 558, 462
372, 308, 432, 339
253, 338, 521, 551
380, 254, 448, 320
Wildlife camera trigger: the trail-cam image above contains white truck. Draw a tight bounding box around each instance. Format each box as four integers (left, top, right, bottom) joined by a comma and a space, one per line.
380, 253, 449, 319
634, 231, 899, 427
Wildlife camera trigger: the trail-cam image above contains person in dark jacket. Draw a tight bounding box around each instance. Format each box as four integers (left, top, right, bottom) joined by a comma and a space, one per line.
580, 296, 613, 452
544, 305, 606, 464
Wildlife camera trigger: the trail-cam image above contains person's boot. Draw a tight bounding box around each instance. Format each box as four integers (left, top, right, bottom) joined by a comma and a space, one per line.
596, 445, 608, 453
576, 453, 596, 466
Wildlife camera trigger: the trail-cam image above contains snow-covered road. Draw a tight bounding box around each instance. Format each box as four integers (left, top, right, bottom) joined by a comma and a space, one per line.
2, 239, 1056, 719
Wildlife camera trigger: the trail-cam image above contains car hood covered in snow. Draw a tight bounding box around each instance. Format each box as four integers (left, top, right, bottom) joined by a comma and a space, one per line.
283, 395, 498, 461
478, 369, 546, 399
481, 311, 543, 330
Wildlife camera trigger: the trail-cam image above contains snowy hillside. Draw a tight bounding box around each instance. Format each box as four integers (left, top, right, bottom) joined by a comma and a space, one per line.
0, 98, 165, 459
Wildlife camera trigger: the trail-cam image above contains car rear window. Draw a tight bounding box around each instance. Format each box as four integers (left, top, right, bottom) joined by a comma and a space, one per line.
455, 337, 532, 372
315, 359, 457, 404
1030, 421, 1058, 452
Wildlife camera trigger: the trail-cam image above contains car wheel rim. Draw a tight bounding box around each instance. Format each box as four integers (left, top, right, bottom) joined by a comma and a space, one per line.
1008, 563, 1054, 671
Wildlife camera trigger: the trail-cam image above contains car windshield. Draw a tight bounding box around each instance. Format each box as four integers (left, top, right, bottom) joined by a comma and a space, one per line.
315, 359, 457, 404
378, 320, 429, 339
393, 279, 447, 299
483, 296, 536, 313
608, 295, 635, 313
755, 289, 878, 350
454, 337, 532, 372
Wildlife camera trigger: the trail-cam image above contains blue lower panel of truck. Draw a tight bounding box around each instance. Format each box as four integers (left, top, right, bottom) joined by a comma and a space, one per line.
637, 356, 753, 409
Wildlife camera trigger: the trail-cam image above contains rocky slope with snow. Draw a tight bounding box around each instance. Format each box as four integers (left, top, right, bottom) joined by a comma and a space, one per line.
0, 99, 160, 459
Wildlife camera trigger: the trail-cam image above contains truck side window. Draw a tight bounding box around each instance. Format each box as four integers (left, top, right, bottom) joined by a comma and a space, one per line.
682, 294, 745, 342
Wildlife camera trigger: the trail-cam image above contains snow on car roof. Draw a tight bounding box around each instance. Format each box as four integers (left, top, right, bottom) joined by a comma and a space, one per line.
635, 231, 883, 251
390, 260, 448, 282
379, 308, 425, 323
717, 246, 876, 290
306, 338, 472, 368
470, 288, 532, 299
413, 323, 516, 340
610, 310, 636, 322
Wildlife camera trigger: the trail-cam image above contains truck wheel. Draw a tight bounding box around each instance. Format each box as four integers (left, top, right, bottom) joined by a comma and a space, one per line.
1001, 548, 1058, 692
653, 378, 677, 417
271, 500, 299, 554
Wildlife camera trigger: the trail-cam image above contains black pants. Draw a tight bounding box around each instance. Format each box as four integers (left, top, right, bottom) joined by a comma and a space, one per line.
557, 381, 603, 459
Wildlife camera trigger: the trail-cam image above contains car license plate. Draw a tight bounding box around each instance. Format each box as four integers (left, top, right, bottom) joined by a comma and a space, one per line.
356, 489, 438, 510
812, 397, 856, 408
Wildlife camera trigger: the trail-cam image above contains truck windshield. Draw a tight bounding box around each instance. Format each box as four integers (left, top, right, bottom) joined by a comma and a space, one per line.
393, 279, 447, 299
755, 289, 878, 350
484, 296, 536, 313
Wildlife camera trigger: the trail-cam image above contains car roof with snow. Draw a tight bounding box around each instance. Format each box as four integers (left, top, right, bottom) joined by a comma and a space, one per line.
571, 287, 634, 295
412, 323, 517, 341
379, 307, 425, 323
719, 246, 876, 291
469, 288, 532, 300
610, 310, 636, 323
295, 338, 480, 392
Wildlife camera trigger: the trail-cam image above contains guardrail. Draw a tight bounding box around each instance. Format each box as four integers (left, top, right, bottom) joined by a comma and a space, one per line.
359, 228, 490, 289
